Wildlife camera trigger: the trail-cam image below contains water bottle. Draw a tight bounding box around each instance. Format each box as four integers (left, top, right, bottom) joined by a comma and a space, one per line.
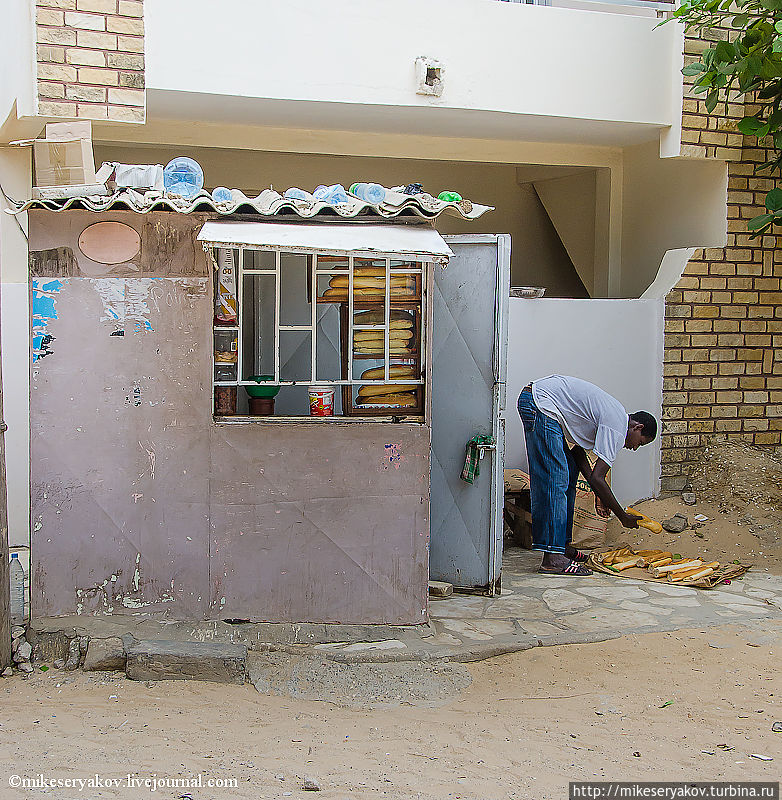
284, 187, 315, 202
10, 553, 25, 623
349, 182, 386, 204
313, 184, 350, 205
211, 186, 233, 204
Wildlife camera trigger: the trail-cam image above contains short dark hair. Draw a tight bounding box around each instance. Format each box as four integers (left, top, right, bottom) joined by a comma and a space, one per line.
630, 411, 657, 441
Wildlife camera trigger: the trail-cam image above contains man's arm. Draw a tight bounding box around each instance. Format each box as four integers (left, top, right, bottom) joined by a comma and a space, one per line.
570, 445, 640, 529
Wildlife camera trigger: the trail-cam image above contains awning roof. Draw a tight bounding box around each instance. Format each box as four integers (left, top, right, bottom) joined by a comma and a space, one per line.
6, 186, 492, 221
197, 221, 454, 258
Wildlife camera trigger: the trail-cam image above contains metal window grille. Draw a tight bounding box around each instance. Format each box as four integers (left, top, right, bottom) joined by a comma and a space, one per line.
212, 246, 427, 413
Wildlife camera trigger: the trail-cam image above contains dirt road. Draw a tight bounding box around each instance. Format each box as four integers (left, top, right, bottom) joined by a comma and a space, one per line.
1, 624, 780, 800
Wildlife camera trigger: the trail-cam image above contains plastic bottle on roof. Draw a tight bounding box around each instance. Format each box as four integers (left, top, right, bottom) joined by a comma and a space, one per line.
284, 187, 315, 202
349, 182, 387, 204
313, 184, 350, 205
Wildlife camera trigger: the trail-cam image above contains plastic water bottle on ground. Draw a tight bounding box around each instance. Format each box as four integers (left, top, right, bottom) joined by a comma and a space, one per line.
10, 553, 25, 623
313, 184, 350, 205
349, 182, 387, 204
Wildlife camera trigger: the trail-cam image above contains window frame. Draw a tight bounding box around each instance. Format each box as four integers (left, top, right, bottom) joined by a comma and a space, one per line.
210, 244, 434, 422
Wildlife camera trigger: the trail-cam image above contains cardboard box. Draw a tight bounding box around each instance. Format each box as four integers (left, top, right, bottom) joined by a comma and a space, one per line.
45, 120, 92, 142
34, 138, 96, 188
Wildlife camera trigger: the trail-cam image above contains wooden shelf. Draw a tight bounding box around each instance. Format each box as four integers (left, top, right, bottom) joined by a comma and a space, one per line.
338, 302, 424, 417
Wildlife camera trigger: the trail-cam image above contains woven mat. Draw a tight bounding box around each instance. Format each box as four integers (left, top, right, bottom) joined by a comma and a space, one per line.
587, 549, 750, 589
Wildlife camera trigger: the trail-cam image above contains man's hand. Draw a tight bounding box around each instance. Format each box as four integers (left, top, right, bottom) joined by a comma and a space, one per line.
594, 495, 611, 519
618, 510, 642, 529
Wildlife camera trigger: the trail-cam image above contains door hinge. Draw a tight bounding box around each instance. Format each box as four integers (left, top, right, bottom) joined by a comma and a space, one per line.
0, 422, 6, 433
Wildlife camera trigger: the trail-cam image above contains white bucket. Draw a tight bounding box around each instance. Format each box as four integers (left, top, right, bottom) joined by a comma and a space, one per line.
308, 385, 335, 416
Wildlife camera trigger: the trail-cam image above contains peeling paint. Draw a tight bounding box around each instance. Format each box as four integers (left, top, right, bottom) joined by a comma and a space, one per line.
91, 277, 159, 333
383, 443, 403, 470
32, 278, 64, 362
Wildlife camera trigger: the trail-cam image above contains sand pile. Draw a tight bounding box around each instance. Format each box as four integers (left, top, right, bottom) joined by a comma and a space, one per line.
606, 440, 782, 573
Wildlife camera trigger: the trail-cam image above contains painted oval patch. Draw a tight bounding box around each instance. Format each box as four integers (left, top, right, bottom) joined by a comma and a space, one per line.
78, 221, 141, 264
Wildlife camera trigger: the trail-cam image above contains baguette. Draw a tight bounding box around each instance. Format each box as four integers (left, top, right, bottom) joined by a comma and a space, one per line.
649, 559, 702, 578
354, 320, 414, 331
360, 365, 418, 380
667, 561, 719, 581
626, 506, 663, 533
648, 557, 672, 569
355, 310, 414, 324
638, 551, 672, 567
357, 384, 417, 398
328, 276, 414, 288
602, 548, 634, 566
321, 287, 417, 299
353, 331, 413, 341
669, 565, 716, 583
355, 392, 417, 406
354, 346, 413, 354
611, 558, 642, 572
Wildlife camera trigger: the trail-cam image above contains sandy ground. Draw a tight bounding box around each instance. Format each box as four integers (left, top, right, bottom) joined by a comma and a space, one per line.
604, 493, 782, 573
1, 626, 780, 800
605, 441, 782, 574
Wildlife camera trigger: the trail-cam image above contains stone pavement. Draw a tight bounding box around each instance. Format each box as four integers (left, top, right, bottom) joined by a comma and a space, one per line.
30, 547, 782, 668
420, 547, 782, 658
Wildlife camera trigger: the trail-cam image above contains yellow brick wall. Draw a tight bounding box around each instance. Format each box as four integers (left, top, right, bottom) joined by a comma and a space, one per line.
35, 0, 144, 123
661, 27, 782, 491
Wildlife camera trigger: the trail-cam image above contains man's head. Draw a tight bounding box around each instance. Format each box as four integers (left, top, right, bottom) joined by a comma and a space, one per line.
625, 411, 657, 451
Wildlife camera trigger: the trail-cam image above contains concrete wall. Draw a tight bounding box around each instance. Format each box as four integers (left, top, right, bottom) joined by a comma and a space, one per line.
621, 140, 727, 298
0, 150, 32, 551
94, 143, 589, 295
144, 0, 679, 139
0, 0, 36, 132
505, 297, 663, 505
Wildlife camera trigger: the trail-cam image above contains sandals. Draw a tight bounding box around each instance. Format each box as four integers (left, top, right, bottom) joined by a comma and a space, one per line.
565, 546, 589, 563
538, 560, 593, 576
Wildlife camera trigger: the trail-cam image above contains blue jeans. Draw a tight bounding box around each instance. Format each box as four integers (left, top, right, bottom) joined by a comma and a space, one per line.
517, 391, 577, 555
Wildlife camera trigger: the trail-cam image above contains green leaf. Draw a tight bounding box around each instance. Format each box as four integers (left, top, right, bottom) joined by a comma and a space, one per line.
738, 115, 767, 134
683, 63, 707, 75
715, 40, 737, 62
776, 19, 782, 33
733, 13, 750, 26
765, 188, 782, 210
705, 91, 719, 112
748, 213, 775, 230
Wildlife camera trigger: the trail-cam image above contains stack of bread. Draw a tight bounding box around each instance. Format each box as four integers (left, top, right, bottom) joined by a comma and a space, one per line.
352, 310, 416, 355
321, 266, 417, 301
355, 364, 419, 408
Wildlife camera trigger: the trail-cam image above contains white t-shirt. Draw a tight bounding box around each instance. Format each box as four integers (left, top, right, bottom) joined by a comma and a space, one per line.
531, 375, 628, 466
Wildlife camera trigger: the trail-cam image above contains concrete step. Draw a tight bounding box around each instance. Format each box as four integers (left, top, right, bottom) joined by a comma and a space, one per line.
125, 640, 247, 684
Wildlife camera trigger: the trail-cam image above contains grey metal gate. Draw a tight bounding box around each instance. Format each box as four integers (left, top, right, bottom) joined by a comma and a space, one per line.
429, 235, 510, 593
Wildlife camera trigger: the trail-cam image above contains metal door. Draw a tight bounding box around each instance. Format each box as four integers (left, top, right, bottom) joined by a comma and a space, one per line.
429, 235, 510, 593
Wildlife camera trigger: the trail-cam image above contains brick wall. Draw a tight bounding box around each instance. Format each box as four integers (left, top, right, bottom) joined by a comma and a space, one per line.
35, 0, 144, 123
660, 28, 782, 492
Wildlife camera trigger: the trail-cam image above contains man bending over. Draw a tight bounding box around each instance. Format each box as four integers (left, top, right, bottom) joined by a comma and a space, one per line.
517, 374, 657, 576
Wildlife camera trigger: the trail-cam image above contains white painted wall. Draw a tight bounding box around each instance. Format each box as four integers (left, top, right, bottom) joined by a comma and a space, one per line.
145, 0, 680, 143
0, 0, 36, 136
506, 297, 663, 505
621, 141, 728, 298
0, 149, 32, 548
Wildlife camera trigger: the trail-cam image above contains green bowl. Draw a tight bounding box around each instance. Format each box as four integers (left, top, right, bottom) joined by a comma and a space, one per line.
245, 375, 281, 398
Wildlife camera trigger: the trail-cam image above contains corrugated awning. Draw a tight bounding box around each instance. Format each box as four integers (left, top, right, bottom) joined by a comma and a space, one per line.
197, 221, 454, 258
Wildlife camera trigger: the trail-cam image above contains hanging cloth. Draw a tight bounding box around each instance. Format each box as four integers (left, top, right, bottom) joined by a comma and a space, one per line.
460, 434, 495, 484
